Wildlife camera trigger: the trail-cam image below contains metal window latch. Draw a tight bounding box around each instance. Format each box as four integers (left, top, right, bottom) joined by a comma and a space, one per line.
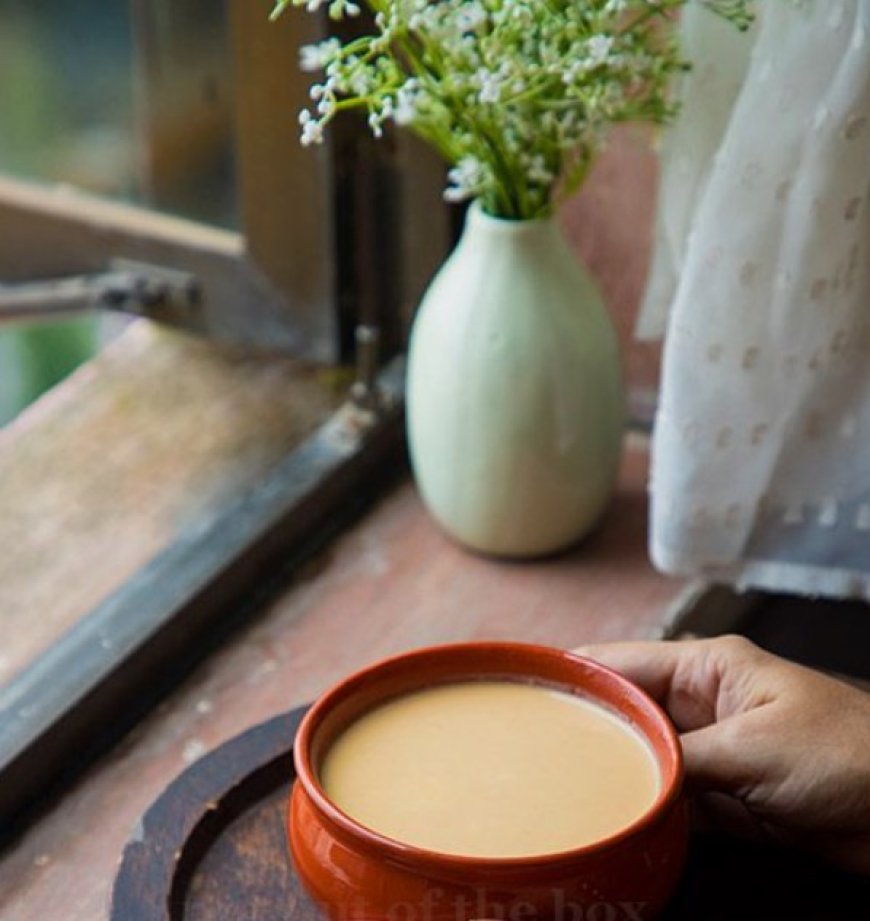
350, 324, 388, 414
0, 259, 200, 326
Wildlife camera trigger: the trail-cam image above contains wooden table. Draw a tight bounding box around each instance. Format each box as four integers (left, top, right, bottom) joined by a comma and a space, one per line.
4, 436, 867, 919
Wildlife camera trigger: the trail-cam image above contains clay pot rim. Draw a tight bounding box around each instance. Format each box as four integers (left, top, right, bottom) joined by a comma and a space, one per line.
293, 641, 684, 873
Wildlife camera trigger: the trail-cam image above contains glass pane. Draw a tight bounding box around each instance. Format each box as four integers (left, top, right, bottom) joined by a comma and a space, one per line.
0, 0, 237, 425
0, 0, 236, 225
132, 0, 238, 229
0, 0, 138, 200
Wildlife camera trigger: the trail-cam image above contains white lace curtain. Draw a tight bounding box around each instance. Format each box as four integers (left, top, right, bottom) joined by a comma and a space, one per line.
639, 1, 870, 598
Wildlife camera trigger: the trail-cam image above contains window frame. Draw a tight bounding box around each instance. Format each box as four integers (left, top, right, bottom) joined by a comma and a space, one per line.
0, 0, 450, 840
0, 0, 451, 360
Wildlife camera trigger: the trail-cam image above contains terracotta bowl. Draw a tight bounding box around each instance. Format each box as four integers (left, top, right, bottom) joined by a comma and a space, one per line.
288, 642, 688, 921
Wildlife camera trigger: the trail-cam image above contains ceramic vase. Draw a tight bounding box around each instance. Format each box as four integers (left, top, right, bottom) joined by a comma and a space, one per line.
406, 202, 624, 557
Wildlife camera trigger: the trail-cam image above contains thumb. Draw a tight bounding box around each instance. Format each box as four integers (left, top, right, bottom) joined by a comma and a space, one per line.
680, 716, 764, 797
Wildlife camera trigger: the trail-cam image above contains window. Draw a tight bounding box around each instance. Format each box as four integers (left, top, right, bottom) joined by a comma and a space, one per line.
0, 0, 451, 377
0, 0, 450, 837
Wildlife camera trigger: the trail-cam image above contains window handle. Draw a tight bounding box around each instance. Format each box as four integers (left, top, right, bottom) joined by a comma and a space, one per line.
0, 259, 200, 326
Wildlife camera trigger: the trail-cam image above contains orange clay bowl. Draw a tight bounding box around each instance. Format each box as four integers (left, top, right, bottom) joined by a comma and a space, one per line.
288, 642, 688, 921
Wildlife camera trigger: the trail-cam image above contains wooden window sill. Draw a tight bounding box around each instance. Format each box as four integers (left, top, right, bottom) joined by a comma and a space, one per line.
0, 320, 339, 690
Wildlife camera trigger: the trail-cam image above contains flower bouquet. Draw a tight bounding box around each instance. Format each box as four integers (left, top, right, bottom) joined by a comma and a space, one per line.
274, 0, 752, 219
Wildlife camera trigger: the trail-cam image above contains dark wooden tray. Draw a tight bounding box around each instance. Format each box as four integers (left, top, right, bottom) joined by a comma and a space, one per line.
111, 706, 317, 921
111, 706, 870, 921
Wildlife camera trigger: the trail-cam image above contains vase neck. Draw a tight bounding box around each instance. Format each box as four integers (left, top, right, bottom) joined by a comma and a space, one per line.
467, 201, 556, 232
461, 201, 563, 256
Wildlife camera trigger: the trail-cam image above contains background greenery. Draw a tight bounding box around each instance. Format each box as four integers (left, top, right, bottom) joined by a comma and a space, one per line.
0, 0, 134, 425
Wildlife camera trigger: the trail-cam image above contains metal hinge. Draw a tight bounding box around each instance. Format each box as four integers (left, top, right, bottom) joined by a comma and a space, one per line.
0, 260, 200, 326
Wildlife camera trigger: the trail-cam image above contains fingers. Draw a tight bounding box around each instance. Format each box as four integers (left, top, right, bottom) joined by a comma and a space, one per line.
573, 639, 723, 731
573, 638, 782, 791
574, 635, 777, 734
572, 641, 692, 702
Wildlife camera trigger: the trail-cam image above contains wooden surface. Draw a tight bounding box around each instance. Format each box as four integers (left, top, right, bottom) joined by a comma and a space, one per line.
0, 321, 338, 690
109, 707, 309, 921
0, 360, 403, 836
0, 437, 684, 920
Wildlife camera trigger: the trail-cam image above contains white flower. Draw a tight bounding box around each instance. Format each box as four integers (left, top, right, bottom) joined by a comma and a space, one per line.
563, 33, 616, 84
287, 0, 754, 217
475, 67, 505, 104
409, 5, 446, 33
585, 34, 615, 69
298, 109, 325, 146
326, 0, 360, 17
299, 38, 341, 72
444, 156, 485, 202
526, 154, 554, 185
349, 67, 372, 95
479, 82, 500, 104
368, 114, 384, 138
308, 77, 337, 116
299, 46, 323, 72
456, 1, 487, 33
394, 79, 421, 125
367, 97, 394, 138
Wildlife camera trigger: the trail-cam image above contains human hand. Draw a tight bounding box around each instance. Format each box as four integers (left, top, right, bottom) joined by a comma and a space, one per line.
574, 635, 870, 875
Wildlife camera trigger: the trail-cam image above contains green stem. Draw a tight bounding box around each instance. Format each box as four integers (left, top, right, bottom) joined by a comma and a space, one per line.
395, 28, 519, 214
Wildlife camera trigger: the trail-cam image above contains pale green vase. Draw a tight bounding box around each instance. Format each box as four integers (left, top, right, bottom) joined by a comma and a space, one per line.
406, 203, 624, 557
